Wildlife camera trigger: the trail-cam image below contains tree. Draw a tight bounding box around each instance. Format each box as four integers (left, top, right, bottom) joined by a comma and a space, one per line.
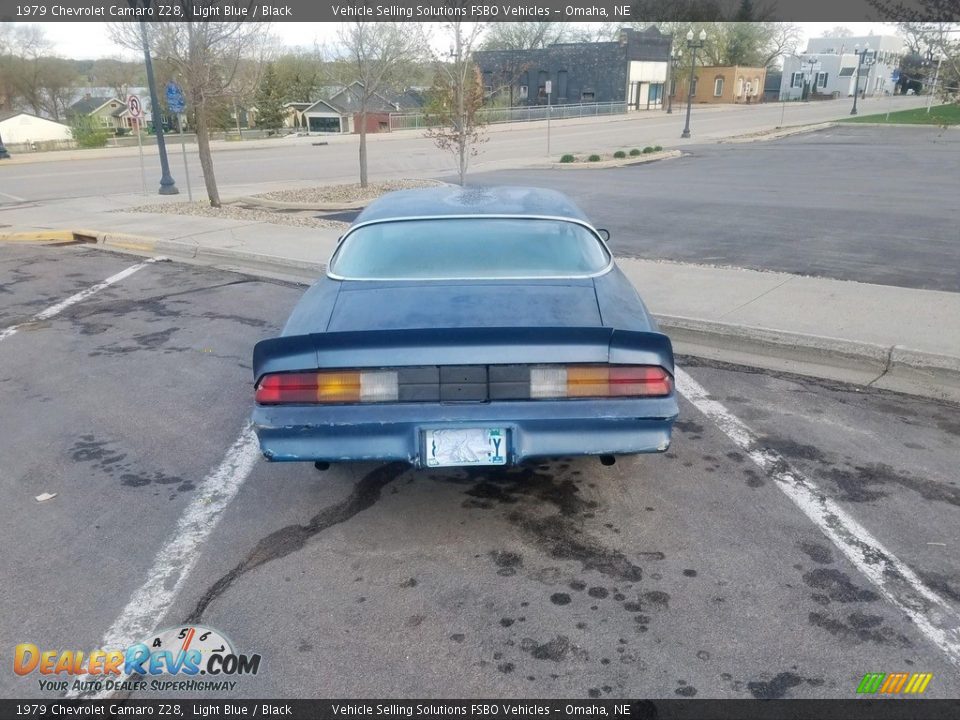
38, 58, 78, 121
254, 63, 286, 129
480, 22, 569, 51
425, 22, 488, 186
273, 47, 327, 103
109, 16, 272, 207
90, 58, 142, 99
6, 25, 54, 116
335, 22, 425, 188
822, 26, 854, 37
867, 1, 959, 102
70, 114, 110, 148
653, 21, 801, 68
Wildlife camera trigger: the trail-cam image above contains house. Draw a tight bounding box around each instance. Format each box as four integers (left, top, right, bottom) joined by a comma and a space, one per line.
301, 82, 416, 134
302, 99, 349, 134
0, 111, 72, 146
672, 65, 767, 104
67, 95, 131, 133
473, 26, 672, 110
779, 35, 905, 101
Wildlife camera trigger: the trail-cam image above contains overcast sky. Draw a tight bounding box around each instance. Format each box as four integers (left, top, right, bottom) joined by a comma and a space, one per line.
20, 21, 895, 61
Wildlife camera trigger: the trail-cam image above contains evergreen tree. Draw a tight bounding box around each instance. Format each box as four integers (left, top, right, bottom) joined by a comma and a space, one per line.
255, 63, 286, 130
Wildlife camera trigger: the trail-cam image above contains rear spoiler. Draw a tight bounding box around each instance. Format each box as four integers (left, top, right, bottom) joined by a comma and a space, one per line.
252, 327, 674, 384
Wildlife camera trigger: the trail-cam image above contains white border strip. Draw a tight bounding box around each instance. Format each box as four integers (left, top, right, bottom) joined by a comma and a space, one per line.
0, 257, 164, 343
675, 367, 960, 667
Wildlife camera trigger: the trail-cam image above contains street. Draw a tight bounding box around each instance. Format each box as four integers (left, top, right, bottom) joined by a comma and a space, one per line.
0, 96, 928, 204
2, 244, 958, 699
466, 124, 960, 292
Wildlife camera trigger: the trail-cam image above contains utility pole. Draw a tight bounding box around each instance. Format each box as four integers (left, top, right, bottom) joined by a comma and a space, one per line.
927, 54, 942, 113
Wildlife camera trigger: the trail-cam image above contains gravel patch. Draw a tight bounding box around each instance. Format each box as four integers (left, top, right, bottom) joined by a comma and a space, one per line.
254, 179, 443, 205
119, 201, 349, 230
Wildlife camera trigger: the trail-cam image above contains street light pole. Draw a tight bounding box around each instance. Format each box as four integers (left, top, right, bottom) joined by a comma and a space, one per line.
807, 57, 819, 98
681, 28, 706, 139
133, 7, 178, 194
667, 47, 682, 114
850, 43, 870, 115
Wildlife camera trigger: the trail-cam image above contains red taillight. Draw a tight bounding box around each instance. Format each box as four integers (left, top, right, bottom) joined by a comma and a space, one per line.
608, 365, 673, 397
531, 365, 672, 398
255, 370, 398, 405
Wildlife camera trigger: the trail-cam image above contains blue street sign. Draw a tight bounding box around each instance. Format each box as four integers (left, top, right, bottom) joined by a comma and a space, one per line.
891, 69, 900, 82
165, 82, 186, 113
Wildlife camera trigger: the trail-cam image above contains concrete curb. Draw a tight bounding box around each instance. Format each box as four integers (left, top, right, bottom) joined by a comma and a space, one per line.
0, 229, 100, 244
233, 179, 450, 212
232, 196, 369, 212
658, 315, 960, 404
5, 230, 959, 404
548, 150, 681, 169
718, 121, 837, 144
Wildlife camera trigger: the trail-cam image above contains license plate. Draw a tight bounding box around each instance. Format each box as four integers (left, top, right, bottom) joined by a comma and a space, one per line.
424, 428, 507, 467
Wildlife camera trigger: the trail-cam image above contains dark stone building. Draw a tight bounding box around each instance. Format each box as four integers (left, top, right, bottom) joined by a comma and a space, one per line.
473, 27, 673, 110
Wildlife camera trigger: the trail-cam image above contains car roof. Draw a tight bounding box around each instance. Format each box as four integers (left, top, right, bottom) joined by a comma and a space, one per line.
354, 185, 592, 224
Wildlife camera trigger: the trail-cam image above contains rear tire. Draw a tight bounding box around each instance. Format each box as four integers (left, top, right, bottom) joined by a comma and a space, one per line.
314, 461, 330, 471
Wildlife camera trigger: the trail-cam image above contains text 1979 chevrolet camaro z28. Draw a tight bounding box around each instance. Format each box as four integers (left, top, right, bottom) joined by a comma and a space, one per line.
251, 186, 678, 469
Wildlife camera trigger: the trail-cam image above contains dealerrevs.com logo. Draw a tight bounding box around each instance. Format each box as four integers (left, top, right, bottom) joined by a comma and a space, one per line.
15, 625, 262, 693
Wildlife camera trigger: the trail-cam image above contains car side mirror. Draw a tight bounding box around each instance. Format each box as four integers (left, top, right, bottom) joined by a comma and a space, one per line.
596, 228, 611, 242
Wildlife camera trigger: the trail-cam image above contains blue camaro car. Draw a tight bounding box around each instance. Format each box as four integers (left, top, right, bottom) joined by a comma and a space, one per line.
251, 186, 678, 469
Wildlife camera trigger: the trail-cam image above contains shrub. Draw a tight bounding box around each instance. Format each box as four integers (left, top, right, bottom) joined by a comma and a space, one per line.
613, 150, 626, 158
629, 148, 641, 156
588, 154, 601, 162
560, 153, 576, 163
642, 146, 655, 154
653, 145, 663, 151
69, 115, 111, 149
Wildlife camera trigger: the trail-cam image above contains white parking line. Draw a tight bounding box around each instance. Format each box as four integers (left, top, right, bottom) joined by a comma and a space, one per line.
67, 424, 261, 698
675, 367, 960, 668
0, 190, 28, 202
0, 257, 164, 343
101, 423, 260, 649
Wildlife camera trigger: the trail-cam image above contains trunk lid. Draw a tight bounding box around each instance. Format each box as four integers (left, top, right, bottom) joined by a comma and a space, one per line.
325, 280, 602, 332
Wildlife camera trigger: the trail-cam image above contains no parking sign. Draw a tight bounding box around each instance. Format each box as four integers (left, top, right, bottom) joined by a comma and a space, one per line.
127, 94, 143, 120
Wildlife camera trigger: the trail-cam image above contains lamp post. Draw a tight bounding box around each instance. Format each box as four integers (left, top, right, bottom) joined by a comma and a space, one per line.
806, 56, 819, 99
681, 28, 706, 139
667, 47, 682, 114
130, 0, 178, 194
850, 43, 871, 115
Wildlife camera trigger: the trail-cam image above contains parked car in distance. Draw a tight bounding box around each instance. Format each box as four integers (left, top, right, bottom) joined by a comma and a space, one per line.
252, 185, 678, 469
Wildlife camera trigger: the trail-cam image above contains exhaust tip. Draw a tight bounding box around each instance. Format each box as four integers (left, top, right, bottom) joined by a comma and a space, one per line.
314, 461, 330, 471
599, 455, 616, 466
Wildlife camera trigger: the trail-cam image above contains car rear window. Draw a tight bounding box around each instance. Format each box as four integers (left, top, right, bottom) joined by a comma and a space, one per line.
329, 217, 611, 280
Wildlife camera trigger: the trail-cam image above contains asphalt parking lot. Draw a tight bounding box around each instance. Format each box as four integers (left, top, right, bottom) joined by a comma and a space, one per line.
1, 244, 959, 700
467, 125, 960, 292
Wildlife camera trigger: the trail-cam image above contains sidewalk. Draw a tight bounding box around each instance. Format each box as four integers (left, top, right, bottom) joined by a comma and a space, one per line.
2, 195, 958, 404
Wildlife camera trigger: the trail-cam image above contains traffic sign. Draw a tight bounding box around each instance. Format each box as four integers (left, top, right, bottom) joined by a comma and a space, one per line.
891, 69, 901, 82
165, 82, 186, 113
127, 94, 143, 120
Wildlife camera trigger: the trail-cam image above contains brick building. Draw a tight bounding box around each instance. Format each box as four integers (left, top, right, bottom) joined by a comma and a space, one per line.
473, 26, 673, 110
672, 65, 767, 104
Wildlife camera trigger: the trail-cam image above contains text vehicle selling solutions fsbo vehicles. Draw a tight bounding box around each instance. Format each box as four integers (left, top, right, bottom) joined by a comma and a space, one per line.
251, 186, 678, 469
